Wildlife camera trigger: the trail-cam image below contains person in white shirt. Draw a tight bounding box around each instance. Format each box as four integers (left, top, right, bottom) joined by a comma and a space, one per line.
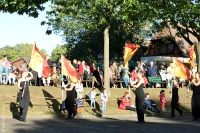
101, 88, 108, 114
8, 64, 16, 85
75, 81, 83, 95
88, 87, 99, 109
166, 63, 174, 88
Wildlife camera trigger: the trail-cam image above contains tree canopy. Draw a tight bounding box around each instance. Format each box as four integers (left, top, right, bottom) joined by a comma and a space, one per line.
0, 0, 48, 18
50, 44, 67, 62
43, 0, 149, 95
0, 43, 47, 62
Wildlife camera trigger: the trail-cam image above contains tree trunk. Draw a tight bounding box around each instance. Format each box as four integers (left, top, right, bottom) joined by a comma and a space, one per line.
104, 27, 111, 96
196, 43, 200, 72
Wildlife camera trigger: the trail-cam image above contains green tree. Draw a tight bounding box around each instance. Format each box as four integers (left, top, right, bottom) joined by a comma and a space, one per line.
50, 44, 67, 62
0, 43, 47, 62
0, 0, 48, 18
141, 0, 200, 70
44, 0, 146, 96
40, 48, 47, 56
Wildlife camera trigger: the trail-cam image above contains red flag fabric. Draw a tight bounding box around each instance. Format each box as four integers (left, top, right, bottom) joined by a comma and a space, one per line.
173, 58, 190, 81
61, 55, 80, 83
123, 42, 140, 67
29, 44, 51, 78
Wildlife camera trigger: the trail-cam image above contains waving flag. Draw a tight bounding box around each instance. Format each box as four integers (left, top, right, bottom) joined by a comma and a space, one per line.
123, 42, 140, 67
29, 44, 51, 78
189, 45, 196, 67
61, 55, 80, 83
173, 58, 190, 81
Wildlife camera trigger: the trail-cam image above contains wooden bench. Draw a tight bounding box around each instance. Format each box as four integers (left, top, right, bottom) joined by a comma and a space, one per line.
82, 79, 92, 88
147, 76, 166, 88
116, 80, 124, 88
79, 74, 93, 88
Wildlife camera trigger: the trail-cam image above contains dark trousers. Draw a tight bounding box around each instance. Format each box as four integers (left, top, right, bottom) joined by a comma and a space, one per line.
192, 96, 200, 119
126, 106, 136, 111
19, 98, 29, 120
171, 102, 182, 117
68, 106, 76, 119
136, 97, 144, 122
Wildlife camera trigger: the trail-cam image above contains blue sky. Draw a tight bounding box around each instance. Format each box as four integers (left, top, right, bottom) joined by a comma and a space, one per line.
0, 3, 64, 55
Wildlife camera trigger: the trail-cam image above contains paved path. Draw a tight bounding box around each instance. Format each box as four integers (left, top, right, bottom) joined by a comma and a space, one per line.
0, 115, 200, 133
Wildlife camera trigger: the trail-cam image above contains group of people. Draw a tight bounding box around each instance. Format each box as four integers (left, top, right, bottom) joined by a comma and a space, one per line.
61, 80, 108, 119
0, 55, 18, 85
2, 53, 199, 123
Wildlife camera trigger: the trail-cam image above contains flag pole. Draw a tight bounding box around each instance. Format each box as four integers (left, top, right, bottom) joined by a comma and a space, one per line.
61, 55, 64, 101
171, 58, 175, 99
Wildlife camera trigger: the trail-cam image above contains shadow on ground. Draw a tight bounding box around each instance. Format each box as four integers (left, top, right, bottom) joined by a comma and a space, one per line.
11, 115, 200, 133
42, 89, 63, 117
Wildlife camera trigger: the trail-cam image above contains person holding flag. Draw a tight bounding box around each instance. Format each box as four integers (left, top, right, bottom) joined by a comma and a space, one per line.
18, 70, 33, 122
62, 81, 77, 119
191, 72, 200, 121
61, 55, 81, 119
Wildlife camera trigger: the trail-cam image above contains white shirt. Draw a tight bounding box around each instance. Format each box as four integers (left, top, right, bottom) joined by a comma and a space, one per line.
75, 83, 83, 94
90, 91, 97, 99
101, 93, 108, 102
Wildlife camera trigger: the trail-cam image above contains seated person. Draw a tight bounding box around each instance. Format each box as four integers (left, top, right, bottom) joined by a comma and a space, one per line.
50, 66, 61, 87
93, 66, 103, 87
144, 93, 160, 113
142, 74, 148, 88
84, 66, 100, 88
42, 76, 51, 86
121, 68, 130, 88
159, 65, 167, 81
109, 65, 116, 88
8, 64, 16, 85
119, 92, 136, 111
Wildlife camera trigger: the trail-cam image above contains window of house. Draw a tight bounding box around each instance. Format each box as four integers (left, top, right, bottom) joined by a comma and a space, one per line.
155, 43, 168, 55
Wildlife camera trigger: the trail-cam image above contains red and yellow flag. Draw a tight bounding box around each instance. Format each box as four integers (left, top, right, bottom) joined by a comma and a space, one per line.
29, 44, 51, 78
189, 45, 196, 67
123, 42, 140, 67
173, 58, 190, 81
61, 55, 80, 83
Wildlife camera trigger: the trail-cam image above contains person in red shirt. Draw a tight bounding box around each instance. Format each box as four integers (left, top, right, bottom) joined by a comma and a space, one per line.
79, 61, 85, 74
143, 76, 148, 88
131, 68, 138, 81
119, 92, 136, 111
90, 62, 96, 74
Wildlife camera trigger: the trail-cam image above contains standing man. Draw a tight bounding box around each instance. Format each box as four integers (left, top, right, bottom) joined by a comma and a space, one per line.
147, 61, 157, 77
171, 79, 183, 117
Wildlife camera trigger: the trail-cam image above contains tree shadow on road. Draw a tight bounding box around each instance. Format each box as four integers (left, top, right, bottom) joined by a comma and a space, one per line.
42, 89, 63, 117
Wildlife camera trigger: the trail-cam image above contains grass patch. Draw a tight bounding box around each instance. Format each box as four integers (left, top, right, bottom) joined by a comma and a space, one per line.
0, 85, 192, 117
